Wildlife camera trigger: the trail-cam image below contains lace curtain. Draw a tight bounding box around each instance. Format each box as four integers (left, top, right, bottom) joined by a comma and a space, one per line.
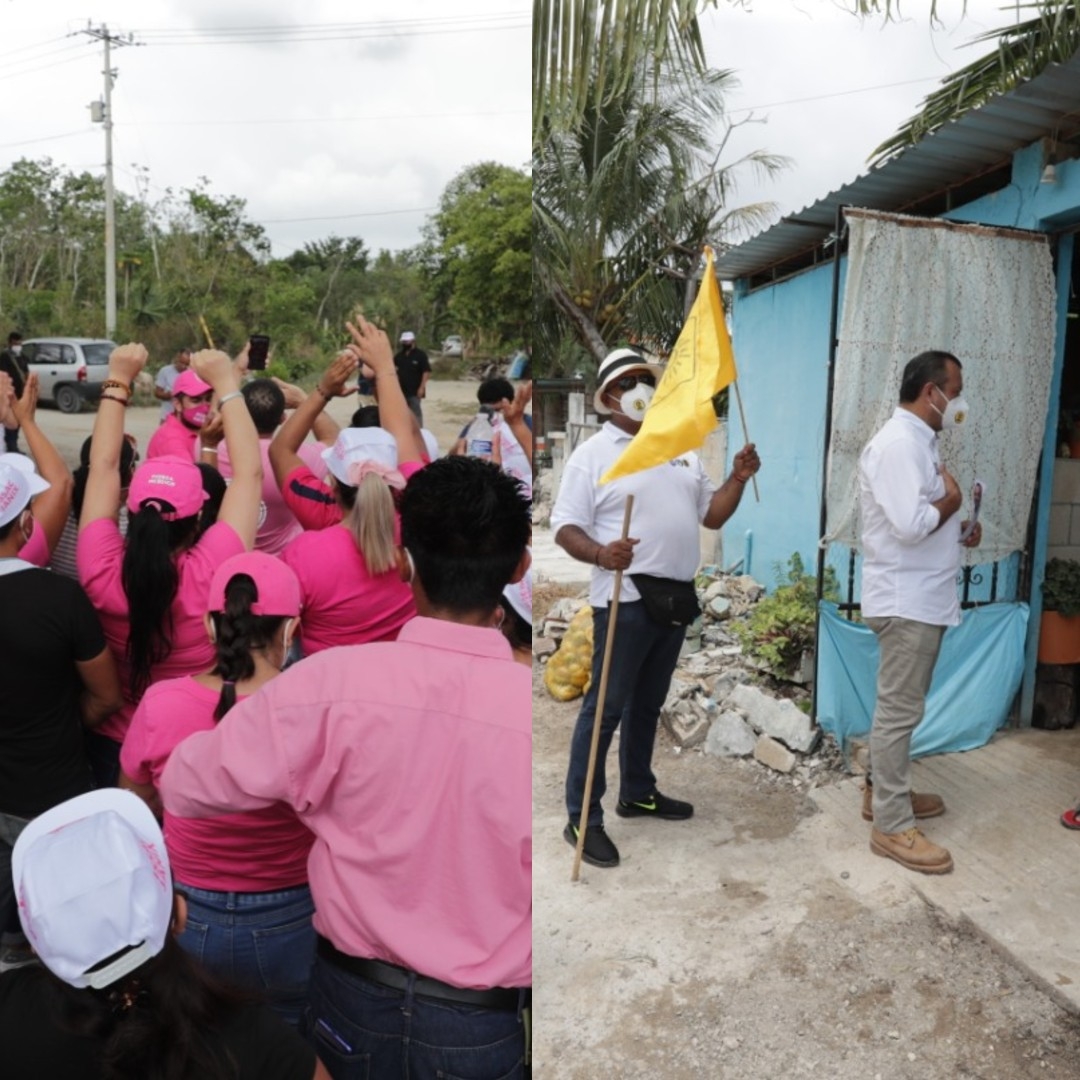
824, 208, 1058, 564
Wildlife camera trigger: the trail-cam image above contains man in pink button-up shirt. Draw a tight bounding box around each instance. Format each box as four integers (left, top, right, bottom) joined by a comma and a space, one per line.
161, 454, 532, 1079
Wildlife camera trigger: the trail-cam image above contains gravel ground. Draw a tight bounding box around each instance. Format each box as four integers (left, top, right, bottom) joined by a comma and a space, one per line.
532, 663, 1080, 1079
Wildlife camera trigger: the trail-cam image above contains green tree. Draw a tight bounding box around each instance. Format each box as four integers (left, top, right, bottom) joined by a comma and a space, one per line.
424, 163, 531, 351
534, 59, 783, 371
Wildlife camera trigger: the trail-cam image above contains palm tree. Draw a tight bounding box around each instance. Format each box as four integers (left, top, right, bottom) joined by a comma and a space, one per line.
870, 2, 1080, 164
534, 58, 786, 370
534, 0, 717, 140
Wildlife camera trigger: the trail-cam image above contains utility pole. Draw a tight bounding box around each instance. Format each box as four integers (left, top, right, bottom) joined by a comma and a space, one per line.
83, 24, 136, 339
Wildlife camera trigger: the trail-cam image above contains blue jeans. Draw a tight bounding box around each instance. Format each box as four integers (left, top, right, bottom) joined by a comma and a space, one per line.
178, 883, 315, 1027
565, 601, 687, 826
302, 954, 527, 1080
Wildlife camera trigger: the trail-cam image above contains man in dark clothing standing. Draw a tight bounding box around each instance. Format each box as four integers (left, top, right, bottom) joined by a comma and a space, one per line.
393, 331, 431, 426
0, 334, 27, 452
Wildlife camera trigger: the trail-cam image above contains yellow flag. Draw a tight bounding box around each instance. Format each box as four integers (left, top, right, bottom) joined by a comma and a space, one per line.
600, 247, 736, 484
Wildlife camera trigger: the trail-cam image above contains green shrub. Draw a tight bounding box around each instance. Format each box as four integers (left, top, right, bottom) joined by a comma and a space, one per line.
1043, 558, 1080, 616
732, 553, 839, 678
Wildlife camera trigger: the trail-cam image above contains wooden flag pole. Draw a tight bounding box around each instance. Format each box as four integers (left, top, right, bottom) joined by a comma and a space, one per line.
731, 380, 759, 503
198, 314, 216, 349
571, 494, 634, 882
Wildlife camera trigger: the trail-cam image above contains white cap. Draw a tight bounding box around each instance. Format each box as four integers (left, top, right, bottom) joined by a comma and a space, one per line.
400, 331, 416, 343
504, 554, 532, 625
0, 456, 50, 528
592, 348, 665, 415
322, 427, 399, 486
13, 790, 173, 990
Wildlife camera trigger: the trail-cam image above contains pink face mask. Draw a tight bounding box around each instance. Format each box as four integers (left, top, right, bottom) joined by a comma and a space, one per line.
181, 404, 210, 428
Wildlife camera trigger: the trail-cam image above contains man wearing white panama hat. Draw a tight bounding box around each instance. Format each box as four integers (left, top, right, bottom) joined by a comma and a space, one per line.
552, 346, 760, 869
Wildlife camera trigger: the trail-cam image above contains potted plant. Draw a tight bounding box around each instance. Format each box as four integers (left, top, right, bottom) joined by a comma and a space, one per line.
1038, 558, 1080, 664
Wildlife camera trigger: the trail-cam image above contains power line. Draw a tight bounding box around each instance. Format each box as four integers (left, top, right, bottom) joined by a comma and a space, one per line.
0, 34, 69, 61
259, 207, 437, 224
130, 12, 527, 38
0, 129, 93, 151
0, 42, 95, 82
727, 75, 943, 117
118, 108, 526, 128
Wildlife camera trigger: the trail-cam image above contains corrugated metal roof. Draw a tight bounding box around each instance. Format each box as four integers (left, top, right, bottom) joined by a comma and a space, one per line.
715, 52, 1080, 282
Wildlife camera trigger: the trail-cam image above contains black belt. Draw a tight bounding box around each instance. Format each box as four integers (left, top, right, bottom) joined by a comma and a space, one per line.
316, 936, 528, 1012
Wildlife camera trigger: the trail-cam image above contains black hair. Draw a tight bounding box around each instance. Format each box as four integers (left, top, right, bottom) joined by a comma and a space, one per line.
400, 456, 530, 614
195, 464, 226, 537
0, 509, 26, 541
241, 379, 285, 436
72, 436, 137, 519
33, 932, 251, 1080
208, 573, 289, 721
478, 378, 514, 406
349, 405, 381, 429
898, 350, 961, 404
7, 331, 22, 345
122, 506, 200, 698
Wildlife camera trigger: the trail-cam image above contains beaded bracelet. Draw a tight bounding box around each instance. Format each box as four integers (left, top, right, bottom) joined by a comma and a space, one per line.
99, 394, 128, 407
101, 379, 132, 396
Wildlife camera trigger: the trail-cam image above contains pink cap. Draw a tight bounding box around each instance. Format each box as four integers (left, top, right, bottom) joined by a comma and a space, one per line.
208, 551, 302, 616
172, 369, 212, 398
126, 456, 209, 520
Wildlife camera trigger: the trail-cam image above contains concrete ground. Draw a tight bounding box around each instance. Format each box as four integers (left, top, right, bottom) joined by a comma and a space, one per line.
533, 528, 1080, 1077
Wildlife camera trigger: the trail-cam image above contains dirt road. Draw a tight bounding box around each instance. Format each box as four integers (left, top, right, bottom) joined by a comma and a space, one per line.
24, 379, 482, 470
534, 666, 1080, 1078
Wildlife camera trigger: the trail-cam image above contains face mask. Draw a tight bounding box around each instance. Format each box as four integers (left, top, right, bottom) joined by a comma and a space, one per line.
618, 382, 654, 422
930, 385, 969, 430
10, 345, 21, 357
181, 404, 210, 428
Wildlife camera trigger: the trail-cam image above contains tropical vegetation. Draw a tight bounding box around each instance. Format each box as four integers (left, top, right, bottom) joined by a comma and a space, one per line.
0, 157, 530, 379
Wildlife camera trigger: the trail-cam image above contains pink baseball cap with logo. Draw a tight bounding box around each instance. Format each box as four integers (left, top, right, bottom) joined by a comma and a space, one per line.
208, 551, 302, 617
172, 369, 212, 398
126, 456, 209, 520
0, 457, 50, 528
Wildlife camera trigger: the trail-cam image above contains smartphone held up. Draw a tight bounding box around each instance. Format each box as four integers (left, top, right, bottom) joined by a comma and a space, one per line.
248, 334, 270, 371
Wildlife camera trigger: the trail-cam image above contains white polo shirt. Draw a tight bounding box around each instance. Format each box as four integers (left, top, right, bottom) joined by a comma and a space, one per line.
550, 422, 715, 607
858, 407, 962, 626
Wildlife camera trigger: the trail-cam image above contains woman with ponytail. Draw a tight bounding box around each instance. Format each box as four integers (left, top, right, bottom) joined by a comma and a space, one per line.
77, 345, 262, 786
279, 317, 427, 655
119, 552, 314, 1026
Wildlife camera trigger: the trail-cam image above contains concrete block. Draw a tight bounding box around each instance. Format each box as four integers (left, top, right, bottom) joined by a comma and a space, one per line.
728, 683, 817, 752
707, 597, 732, 620
1050, 504, 1072, 547
1052, 459, 1080, 504
534, 637, 557, 659
662, 700, 711, 748
704, 711, 757, 757
754, 735, 796, 774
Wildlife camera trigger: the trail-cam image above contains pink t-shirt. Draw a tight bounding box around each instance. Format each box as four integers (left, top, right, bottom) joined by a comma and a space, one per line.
160, 617, 531, 990
122, 677, 312, 891
281, 524, 415, 654
20, 524, 49, 567
77, 518, 245, 742
280, 463, 342, 532
147, 413, 198, 461
217, 438, 327, 556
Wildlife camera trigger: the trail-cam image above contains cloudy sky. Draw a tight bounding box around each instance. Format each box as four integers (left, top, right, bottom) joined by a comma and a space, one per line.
698, 0, 1029, 245
0, 0, 530, 257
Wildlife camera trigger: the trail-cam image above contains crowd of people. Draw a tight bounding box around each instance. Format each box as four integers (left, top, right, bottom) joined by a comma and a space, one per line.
0, 319, 533, 1080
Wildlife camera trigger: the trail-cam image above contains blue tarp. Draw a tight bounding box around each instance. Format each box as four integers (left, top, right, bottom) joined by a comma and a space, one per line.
816, 601, 1029, 757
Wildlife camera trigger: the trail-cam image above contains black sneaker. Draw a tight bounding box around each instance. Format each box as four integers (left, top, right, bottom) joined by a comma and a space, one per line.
615, 791, 694, 820
563, 822, 620, 868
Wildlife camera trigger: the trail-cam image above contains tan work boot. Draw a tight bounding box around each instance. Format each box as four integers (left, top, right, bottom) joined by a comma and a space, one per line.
870, 826, 953, 874
861, 781, 945, 823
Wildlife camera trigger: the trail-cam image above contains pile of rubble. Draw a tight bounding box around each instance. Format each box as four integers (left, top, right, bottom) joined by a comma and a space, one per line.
536, 567, 846, 786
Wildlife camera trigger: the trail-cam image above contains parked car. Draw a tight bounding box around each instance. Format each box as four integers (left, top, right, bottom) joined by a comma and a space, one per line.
21, 338, 116, 413
441, 334, 464, 357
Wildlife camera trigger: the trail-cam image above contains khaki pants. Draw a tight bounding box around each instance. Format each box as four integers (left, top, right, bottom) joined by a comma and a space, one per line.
864, 616, 946, 834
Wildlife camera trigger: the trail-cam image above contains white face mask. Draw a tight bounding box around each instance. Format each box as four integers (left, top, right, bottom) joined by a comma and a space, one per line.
930, 385, 970, 430
10, 345, 21, 357
618, 382, 654, 422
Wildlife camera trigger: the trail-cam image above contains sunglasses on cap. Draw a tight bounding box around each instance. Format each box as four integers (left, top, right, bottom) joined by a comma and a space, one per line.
612, 373, 656, 392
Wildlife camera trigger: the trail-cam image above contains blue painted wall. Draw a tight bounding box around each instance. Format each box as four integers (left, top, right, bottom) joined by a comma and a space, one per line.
723, 261, 842, 591
727, 137, 1080, 604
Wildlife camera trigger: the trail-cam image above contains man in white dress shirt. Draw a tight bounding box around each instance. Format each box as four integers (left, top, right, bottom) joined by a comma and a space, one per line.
858, 349, 981, 875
